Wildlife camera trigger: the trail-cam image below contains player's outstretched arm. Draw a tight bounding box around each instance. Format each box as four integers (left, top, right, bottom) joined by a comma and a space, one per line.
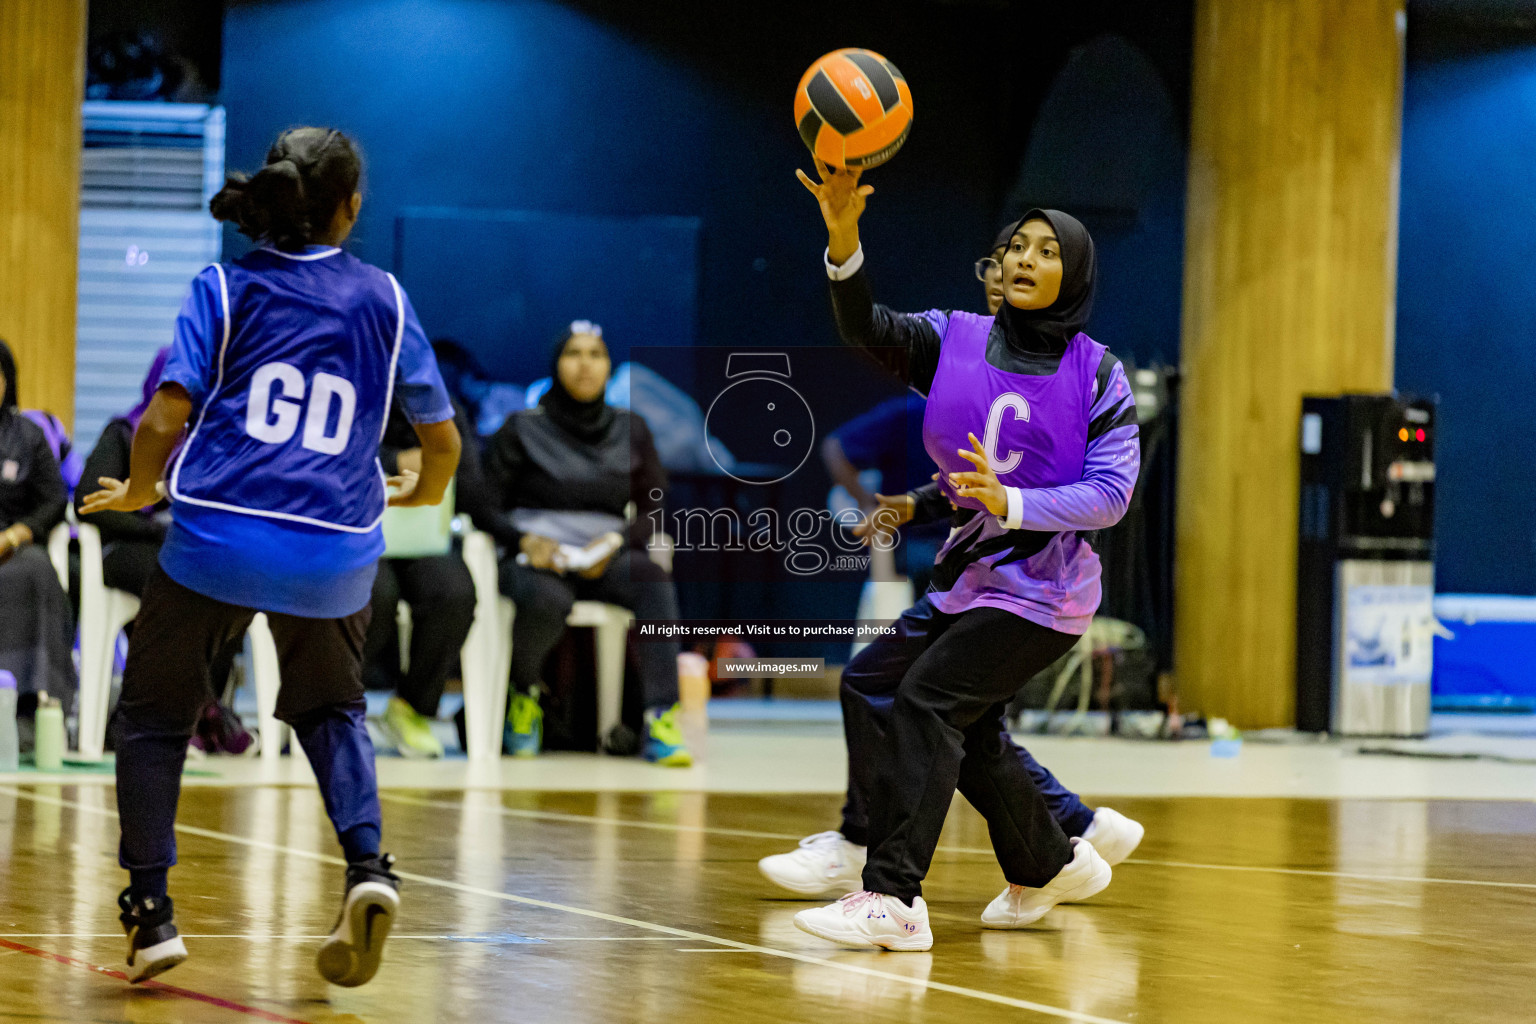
79, 385, 193, 514
796, 159, 871, 267
388, 417, 461, 508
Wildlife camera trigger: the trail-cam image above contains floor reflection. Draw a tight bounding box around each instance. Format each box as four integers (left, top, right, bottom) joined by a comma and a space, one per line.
0, 787, 1532, 1023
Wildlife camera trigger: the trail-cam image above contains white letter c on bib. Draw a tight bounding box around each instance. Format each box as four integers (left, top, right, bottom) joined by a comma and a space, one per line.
983, 393, 1030, 474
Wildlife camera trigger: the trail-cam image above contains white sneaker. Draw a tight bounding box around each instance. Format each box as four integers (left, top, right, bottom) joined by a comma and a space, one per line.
981, 837, 1112, 928
1082, 807, 1144, 866
758, 831, 866, 896
794, 891, 933, 951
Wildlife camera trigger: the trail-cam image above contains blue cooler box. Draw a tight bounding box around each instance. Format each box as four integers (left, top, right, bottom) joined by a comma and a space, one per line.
1432, 595, 1536, 711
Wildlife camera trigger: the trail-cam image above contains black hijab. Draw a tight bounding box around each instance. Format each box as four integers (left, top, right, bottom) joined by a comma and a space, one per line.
538, 326, 616, 444
995, 208, 1097, 356
0, 337, 17, 420
989, 221, 1016, 255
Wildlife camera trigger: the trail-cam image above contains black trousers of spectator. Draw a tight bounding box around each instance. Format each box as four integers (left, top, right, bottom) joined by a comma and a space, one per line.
0, 546, 75, 708
498, 548, 680, 711
845, 596, 1082, 902
363, 555, 477, 718
102, 539, 162, 597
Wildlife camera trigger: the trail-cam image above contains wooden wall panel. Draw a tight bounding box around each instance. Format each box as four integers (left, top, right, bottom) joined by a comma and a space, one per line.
0, 0, 86, 428
1175, 0, 1404, 727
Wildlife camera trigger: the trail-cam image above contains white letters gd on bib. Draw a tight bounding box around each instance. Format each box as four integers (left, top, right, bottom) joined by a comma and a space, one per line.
983, 393, 1030, 473
245, 362, 356, 456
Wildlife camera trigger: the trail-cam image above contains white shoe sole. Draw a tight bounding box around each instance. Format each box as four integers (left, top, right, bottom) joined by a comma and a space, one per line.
127, 935, 187, 984
317, 881, 399, 987
983, 857, 1114, 928
1087, 815, 1145, 867
757, 859, 861, 897
794, 913, 933, 952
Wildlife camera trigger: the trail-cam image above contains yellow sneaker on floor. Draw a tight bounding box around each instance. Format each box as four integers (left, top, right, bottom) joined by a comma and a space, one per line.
642, 703, 692, 767
503, 691, 543, 757
383, 696, 444, 760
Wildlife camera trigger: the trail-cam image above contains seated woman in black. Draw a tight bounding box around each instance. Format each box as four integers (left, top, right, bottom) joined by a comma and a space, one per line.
484, 323, 690, 766
0, 339, 76, 718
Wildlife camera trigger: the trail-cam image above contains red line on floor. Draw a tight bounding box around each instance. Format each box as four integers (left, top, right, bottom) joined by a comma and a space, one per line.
0, 936, 317, 1024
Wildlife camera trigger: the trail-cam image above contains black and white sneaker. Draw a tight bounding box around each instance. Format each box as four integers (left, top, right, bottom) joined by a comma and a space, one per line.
317, 854, 401, 987
118, 889, 188, 983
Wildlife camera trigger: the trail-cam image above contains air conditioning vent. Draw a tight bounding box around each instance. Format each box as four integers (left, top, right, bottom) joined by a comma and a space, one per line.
75, 102, 224, 457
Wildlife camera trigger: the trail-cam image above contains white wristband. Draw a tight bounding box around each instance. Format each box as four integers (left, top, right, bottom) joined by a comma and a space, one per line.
824, 244, 865, 281
994, 486, 1024, 531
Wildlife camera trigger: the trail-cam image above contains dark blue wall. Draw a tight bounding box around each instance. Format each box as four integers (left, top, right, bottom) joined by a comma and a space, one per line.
222, 0, 1026, 387
1007, 35, 1185, 370
222, 0, 1191, 380
220, 0, 1193, 647
1398, 41, 1536, 594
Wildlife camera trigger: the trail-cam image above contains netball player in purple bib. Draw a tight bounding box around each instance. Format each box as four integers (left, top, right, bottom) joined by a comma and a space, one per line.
759, 222, 1145, 902
782, 163, 1140, 951
82, 128, 461, 985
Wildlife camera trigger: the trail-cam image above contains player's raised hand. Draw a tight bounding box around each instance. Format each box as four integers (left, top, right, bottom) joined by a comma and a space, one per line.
797, 160, 873, 263
852, 492, 915, 546
949, 433, 1008, 518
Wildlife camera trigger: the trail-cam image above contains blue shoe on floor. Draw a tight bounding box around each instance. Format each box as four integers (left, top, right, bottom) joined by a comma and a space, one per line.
641, 703, 692, 767
503, 691, 543, 757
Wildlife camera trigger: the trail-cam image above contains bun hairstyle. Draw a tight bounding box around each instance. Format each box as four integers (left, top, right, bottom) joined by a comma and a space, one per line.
210, 127, 361, 251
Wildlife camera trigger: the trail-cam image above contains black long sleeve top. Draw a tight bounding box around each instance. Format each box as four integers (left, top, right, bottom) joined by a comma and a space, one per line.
483, 406, 666, 551
0, 411, 67, 539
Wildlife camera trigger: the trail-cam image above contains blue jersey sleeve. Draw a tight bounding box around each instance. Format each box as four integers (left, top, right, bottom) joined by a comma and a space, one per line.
160, 265, 226, 408
390, 278, 455, 425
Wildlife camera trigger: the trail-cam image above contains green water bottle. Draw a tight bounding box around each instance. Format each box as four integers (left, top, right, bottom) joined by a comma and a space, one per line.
34, 692, 65, 772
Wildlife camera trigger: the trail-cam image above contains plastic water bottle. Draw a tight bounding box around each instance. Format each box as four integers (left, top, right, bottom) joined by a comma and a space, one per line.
34, 691, 64, 772
0, 671, 18, 772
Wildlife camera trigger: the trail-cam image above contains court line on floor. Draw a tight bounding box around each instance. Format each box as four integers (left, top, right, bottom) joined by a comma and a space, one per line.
0, 786, 1126, 1024
379, 792, 1536, 892
0, 933, 683, 941
0, 937, 314, 1024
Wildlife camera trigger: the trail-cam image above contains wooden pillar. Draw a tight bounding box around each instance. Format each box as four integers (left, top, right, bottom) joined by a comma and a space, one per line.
1175, 0, 1404, 727
0, 0, 86, 428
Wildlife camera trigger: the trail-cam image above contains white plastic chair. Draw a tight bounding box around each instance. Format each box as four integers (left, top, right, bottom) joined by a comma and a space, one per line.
247, 613, 310, 769
458, 529, 674, 761
74, 523, 141, 761
47, 521, 70, 591
460, 529, 509, 761
569, 600, 634, 747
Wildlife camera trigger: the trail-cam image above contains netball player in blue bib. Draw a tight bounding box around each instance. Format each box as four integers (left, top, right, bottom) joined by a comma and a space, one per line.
81, 128, 461, 986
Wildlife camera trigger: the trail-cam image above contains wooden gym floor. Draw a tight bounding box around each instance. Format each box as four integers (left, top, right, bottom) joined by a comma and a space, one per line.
0, 783, 1533, 1024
